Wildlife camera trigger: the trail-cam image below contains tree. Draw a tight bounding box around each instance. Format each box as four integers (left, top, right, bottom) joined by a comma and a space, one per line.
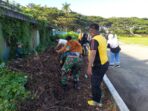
20, 3, 148, 35
54, 3, 74, 31
21, 4, 62, 25
62, 2, 71, 15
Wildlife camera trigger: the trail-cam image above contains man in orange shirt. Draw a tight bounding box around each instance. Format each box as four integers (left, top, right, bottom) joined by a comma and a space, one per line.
56, 36, 82, 89
56, 36, 82, 64
56, 36, 82, 55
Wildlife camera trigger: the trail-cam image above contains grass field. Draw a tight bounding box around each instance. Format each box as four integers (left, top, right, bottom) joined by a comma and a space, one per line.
119, 36, 148, 46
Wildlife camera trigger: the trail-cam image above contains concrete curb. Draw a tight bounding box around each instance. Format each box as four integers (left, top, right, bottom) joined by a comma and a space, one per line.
103, 74, 130, 111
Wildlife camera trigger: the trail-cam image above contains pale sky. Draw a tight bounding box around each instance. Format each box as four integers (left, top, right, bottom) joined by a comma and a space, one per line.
13, 0, 148, 18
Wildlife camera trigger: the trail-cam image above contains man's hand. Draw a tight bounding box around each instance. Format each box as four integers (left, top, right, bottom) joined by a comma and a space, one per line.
56, 50, 60, 53
87, 50, 96, 77
87, 66, 92, 77
54, 47, 57, 50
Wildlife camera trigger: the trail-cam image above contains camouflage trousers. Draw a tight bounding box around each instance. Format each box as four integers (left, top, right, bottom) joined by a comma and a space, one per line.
61, 56, 82, 85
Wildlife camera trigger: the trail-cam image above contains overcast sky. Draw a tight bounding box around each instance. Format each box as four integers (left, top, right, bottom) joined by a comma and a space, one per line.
13, 0, 148, 18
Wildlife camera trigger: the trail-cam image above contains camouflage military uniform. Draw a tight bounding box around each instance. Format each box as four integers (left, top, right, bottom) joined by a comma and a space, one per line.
61, 56, 82, 87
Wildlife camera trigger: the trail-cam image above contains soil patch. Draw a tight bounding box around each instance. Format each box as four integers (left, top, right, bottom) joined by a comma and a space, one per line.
9, 47, 113, 111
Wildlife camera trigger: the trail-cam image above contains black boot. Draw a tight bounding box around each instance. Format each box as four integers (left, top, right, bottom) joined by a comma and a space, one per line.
73, 81, 80, 90
62, 84, 69, 91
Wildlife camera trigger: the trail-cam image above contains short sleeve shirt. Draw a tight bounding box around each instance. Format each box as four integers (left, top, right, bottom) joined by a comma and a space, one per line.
90, 39, 101, 66
59, 39, 67, 45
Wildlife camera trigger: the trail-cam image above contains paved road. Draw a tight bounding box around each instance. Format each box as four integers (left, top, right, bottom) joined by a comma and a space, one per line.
107, 43, 148, 111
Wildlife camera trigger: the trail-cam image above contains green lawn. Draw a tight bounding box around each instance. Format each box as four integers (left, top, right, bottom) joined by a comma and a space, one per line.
119, 36, 148, 46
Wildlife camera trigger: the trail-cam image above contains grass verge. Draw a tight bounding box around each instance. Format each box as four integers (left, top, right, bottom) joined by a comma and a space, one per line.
119, 36, 148, 46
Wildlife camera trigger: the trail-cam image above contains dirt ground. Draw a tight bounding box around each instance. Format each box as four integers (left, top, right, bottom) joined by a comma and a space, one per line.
9, 47, 113, 111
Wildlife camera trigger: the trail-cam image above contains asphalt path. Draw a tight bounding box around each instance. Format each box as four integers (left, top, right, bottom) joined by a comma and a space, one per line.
107, 43, 148, 111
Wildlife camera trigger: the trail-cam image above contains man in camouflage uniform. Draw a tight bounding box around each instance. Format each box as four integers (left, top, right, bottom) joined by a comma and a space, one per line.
56, 36, 82, 89
61, 55, 82, 89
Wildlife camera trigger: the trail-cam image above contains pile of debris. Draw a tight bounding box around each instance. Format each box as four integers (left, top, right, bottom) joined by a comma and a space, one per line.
9, 47, 113, 111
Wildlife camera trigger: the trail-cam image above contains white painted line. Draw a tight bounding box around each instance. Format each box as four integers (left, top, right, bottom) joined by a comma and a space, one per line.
103, 74, 130, 111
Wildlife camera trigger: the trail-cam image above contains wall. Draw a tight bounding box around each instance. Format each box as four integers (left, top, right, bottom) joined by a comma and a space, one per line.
0, 23, 4, 60
30, 29, 40, 49
0, 23, 10, 62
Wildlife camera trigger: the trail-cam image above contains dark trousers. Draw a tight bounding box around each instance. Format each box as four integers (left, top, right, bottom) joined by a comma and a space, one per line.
91, 62, 109, 102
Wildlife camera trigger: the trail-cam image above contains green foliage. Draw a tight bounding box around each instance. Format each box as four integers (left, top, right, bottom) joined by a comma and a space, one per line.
21, 3, 148, 35
134, 27, 148, 34
21, 4, 62, 26
0, 58, 2, 64
39, 27, 50, 44
0, 67, 30, 111
62, 2, 71, 14
35, 24, 53, 53
0, 16, 32, 57
119, 36, 148, 46
21, 4, 90, 31
35, 44, 47, 53
57, 31, 78, 40
0, 16, 52, 58
1, 2, 148, 54
108, 17, 148, 35
1, 17, 31, 45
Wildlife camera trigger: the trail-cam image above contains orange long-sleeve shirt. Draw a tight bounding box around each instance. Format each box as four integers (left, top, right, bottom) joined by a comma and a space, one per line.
59, 40, 82, 54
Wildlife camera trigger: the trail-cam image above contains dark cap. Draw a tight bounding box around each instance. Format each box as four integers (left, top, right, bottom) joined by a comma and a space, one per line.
66, 36, 72, 41
89, 23, 100, 30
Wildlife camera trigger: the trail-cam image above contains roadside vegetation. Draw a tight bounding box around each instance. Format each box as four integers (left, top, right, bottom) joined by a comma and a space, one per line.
119, 35, 148, 46
0, 1, 148, 111
0, 67, 30, 111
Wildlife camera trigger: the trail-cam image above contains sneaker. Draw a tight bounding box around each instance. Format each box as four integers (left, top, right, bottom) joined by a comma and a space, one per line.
87, 100, 103, 107
115, 65, 120, 68
109, 65, 114, 68
101, 92, 105, 98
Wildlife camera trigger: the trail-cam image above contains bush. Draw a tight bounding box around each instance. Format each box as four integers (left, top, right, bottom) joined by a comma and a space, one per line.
0, 68, 30, 111
0, 58, 2, 64
134, 29, 148, 34
56, 31, 78, 40
35, 35, 56, 53
35, 44, 48, 53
